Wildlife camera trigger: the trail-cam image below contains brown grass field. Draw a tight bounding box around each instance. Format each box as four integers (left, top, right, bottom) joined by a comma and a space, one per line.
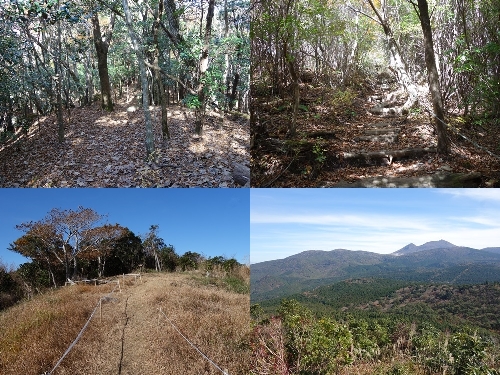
0, 268, 250, 375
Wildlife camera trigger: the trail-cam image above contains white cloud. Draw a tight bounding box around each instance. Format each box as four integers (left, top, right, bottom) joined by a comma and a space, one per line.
438, 189, 500, 202
251, 213, 433, 232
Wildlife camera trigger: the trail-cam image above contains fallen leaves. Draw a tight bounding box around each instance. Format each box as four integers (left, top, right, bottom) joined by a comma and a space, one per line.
0, 101, 249, 187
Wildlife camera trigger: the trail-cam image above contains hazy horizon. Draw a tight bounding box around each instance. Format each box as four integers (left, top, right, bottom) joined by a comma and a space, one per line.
251, 189, 500, 264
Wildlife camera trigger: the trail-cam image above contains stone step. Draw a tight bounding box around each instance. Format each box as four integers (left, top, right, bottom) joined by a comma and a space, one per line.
363, 128, 400, 135
355, 134, 398, 143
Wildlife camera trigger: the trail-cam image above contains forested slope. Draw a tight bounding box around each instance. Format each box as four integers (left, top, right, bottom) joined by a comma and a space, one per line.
251, 244, 500, 302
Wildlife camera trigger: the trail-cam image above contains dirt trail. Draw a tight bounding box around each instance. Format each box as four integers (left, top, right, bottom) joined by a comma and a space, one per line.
56, 273, 249, 375
117, 280, 166, 375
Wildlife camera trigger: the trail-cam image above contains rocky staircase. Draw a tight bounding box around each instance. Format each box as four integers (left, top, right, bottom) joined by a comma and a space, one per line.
326, 83, 481, 187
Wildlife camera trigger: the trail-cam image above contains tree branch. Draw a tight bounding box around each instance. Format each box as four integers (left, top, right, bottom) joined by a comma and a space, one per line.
347, 5, 381, 25
143, 60, 196, 95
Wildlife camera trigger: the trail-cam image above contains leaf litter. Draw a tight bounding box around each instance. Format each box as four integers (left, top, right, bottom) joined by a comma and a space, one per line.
0, 101, 249, 188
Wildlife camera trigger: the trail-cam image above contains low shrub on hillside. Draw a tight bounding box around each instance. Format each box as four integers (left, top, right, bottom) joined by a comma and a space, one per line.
250, 299, 500, 375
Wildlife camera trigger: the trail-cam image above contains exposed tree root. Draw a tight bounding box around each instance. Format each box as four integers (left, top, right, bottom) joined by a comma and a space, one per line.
341, 147, 436, 161
324, 172, 482, 188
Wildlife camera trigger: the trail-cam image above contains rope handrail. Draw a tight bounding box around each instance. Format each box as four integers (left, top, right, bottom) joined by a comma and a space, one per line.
42, 282, 120, 375
158, 307, 229, 375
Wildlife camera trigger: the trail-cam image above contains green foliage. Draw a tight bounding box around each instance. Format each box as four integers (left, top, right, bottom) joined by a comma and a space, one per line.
279, 299, 353, 374
158, 245, 178, 272
183, 94, 202, 109
251, 303, 264, 321
222, 275, 249, 294
179, 251, 201, 271
17, 262, 51, 290
413, 322, 450, 373
312, 138, 327, 164
0, 264, 23, 310
330, 88, 357, 110
251, 298, 500, 374
450, 330, 491, 375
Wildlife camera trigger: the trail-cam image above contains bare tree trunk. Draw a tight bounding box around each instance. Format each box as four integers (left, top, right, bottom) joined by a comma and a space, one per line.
416, 0, 450, 154
84, 29, 94, 106
92, 13, 115, 111
285, 44, 299, 137
56, 1, 64, 143
122, 0, 155, 157
194, 0, 215, 135
72, 256, 78, 279
229, 73, 240, 110
153, 0, 169, 139
223, 0, 230, 110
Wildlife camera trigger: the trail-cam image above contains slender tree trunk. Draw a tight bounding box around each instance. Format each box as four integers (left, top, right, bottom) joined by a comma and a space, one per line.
153, 0, 170, 139
56, 2, 64, 143
417, 0, 450, 154
122, 0, 155, 157
44, 257, 57, 287
92, 13, 115, 111
194, 0, 215, 135
223, 0, 230, 110
72, 257, 78, 279
229, 73, 240, 110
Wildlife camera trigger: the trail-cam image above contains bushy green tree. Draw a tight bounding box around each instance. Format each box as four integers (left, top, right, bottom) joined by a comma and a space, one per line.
450, 330, 491, 375
279, 299, 353, 374
158, 244, 178, 272
179, 251, 202, 271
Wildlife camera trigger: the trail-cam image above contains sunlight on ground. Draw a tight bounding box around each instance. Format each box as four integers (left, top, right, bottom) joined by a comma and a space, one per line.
94, 117, 126, 127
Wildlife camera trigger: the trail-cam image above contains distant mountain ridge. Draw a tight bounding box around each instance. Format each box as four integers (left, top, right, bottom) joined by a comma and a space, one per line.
251, 240, 500, 302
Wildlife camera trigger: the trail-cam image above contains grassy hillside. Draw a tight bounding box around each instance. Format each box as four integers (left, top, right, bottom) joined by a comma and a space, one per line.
0, 268, 250, 375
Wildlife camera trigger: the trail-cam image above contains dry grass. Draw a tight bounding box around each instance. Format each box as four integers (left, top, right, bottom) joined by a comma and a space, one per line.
0, 270, 250, 375
0, 283, 108, 375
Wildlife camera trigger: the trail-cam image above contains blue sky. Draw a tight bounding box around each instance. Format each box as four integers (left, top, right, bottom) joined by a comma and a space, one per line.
0, 189, 249, 269
251, 189, 500, 264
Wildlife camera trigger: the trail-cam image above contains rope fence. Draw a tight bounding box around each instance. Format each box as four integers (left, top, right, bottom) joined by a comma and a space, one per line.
41, 281, 121, 375
40, 276, 230, 375
158, 307, 229, 375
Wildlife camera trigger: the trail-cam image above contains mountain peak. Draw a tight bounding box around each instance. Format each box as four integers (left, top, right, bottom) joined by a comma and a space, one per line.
393, 240, 457, 255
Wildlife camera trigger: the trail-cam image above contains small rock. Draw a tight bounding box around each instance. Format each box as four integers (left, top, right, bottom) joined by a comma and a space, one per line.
439, 164, 453, 172
232, 162, 250, 186
485, 179, 498, 188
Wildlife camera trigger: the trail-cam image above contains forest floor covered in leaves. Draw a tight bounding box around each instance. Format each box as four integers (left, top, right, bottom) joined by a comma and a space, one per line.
251, 81, 500, 187
0, 99, 249, 188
